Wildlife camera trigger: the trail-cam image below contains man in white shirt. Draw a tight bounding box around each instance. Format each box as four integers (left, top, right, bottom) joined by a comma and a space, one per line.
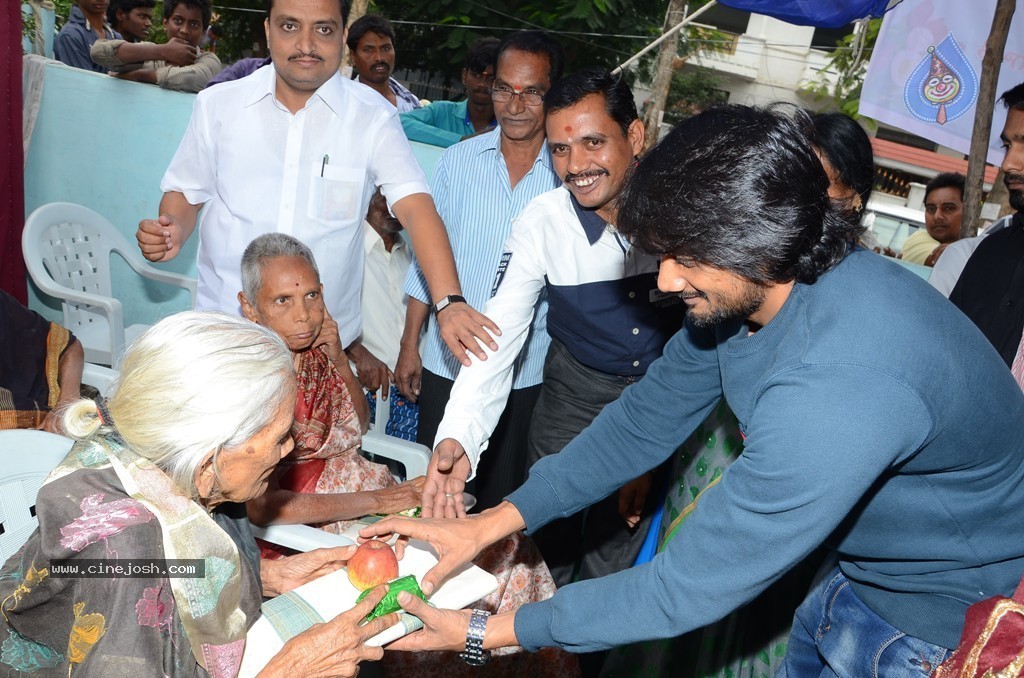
354, 189, 421, 441
355, 189, 411, 388
136, 0, 495, 361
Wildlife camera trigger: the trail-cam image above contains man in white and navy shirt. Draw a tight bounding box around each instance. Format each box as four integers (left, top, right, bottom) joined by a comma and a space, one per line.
400, 31, 565, 513
425, 69, 685, 586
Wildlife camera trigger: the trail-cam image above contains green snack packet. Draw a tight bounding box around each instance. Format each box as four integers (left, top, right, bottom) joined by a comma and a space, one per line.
356, 574, 425, 621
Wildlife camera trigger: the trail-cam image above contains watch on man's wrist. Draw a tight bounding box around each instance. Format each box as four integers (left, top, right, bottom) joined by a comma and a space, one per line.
459, 608, 490, 666
433, 294, 466, 315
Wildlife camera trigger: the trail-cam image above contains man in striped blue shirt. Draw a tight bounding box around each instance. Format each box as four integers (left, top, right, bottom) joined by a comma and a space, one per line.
399, 31, 565, 512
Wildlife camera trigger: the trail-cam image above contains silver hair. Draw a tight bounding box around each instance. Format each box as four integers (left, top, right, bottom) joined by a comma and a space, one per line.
240, 233, 320, 303
63, 311, 295, 498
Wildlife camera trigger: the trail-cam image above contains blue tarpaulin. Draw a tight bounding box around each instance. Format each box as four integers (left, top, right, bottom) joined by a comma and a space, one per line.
718, 0, 899, 28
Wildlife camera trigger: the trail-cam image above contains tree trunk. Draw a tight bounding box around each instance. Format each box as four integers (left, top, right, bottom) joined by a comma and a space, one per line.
962, 0, 1016, 238
341, 0, 371, 74
643, 0, 687, 150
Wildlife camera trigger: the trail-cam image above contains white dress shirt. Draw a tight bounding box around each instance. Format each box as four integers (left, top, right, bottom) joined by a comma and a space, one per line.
161, 64, 429, 345
359, 222, 414, 371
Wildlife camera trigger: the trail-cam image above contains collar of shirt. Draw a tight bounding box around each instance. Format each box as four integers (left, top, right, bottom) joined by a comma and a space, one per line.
388, 77, 422, 108
68, 5, 117, 35
363, 222, 407, 256
479, 127, 555, 176
353, 75, 421, 108
245, 65, 346, 115
570, 192, 612, 245
460, 99, 496, 131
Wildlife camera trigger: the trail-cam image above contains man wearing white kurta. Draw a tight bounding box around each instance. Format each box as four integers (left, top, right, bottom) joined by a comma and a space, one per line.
136, 0, 496, 361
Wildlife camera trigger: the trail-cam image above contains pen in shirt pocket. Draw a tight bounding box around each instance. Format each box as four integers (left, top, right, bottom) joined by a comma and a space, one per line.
321, 154, 329, 177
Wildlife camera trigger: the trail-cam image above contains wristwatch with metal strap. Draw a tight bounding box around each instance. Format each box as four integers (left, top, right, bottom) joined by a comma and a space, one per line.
459, 608, 491, 666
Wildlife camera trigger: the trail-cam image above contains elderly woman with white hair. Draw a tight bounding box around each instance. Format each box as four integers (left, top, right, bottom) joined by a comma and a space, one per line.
0, 312, 397, 677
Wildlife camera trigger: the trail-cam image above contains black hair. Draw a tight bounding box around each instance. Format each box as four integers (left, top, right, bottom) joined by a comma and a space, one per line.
464, 36, 500, 74
496, 31, 565, 84
924, 172, 966, 202
1000, 82, 1024, 111
545, 67, 637, 137
106, 0, 155, 28
264, 0, 350, 26
618, 104, 861, 286
810, 112, 874, 209
165, 0, 211, 31
346, 13, 395, 51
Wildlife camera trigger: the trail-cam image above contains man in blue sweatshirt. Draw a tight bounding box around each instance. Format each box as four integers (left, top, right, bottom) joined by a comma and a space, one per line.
363, 104, 1024, 675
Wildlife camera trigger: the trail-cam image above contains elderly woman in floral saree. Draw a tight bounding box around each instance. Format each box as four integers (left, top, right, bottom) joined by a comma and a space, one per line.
0, 312, 397, 677
239, 234, 578, 677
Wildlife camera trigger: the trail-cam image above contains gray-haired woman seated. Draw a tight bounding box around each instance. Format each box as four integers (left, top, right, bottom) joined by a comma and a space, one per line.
0, 312, 397, 677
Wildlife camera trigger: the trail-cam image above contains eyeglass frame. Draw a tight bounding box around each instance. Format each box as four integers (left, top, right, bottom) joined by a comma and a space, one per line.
489, 86, 545, 107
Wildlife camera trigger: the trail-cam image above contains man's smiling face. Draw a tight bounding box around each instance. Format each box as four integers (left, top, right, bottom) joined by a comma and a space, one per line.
546, 93, 644, 225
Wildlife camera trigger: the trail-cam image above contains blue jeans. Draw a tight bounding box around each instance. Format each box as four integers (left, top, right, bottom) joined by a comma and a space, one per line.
778, 567, 950, 677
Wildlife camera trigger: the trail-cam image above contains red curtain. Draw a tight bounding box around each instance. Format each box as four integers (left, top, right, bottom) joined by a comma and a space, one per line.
1, 1, 26, 303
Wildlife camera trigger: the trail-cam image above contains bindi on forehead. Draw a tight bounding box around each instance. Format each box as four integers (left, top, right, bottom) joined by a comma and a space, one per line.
565, 126, 573, 133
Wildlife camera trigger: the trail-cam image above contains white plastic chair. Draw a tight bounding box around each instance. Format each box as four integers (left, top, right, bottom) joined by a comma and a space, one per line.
362, 390, 430, 479
0, 429, 350, 564
22, 202, 197, 366
0, 430, 73, 561
82, 362, 119, 396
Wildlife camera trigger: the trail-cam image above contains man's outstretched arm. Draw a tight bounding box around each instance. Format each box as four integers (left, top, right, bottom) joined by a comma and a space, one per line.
391, 193, 500, 367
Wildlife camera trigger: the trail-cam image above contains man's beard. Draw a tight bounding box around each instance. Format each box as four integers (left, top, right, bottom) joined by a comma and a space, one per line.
684, 284, 767, 329
1008, 189, 1024, 212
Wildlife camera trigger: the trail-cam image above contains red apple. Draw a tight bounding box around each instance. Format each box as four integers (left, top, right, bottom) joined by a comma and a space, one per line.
347, 540, 399, 591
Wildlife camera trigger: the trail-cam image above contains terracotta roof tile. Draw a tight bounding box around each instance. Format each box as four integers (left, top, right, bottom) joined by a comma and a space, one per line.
871, 138, 999, 184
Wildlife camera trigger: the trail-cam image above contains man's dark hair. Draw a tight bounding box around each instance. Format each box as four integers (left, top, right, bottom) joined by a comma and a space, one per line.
809, 112, 874, 209
346, 13, 395, 51
464, 36, 499, 74
545, 68, 637, 137
106, 0, 155, 27
1000, 83, 1024, 110
925, 172, 966, 202
497, 31, 565, 85
619, 104, 861, 286
264, 0, 350, 26
165, 0, 211, 30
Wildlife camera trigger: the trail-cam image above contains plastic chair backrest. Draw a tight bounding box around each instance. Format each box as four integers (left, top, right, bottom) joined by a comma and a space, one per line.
24, 203, 129, 327
0, 429, 73, 561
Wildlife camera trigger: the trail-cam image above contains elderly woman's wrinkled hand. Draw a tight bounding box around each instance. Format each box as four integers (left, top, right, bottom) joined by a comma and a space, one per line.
258, 584, 398, 678
261, 545, 356, 597
314, 308, 347, 367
